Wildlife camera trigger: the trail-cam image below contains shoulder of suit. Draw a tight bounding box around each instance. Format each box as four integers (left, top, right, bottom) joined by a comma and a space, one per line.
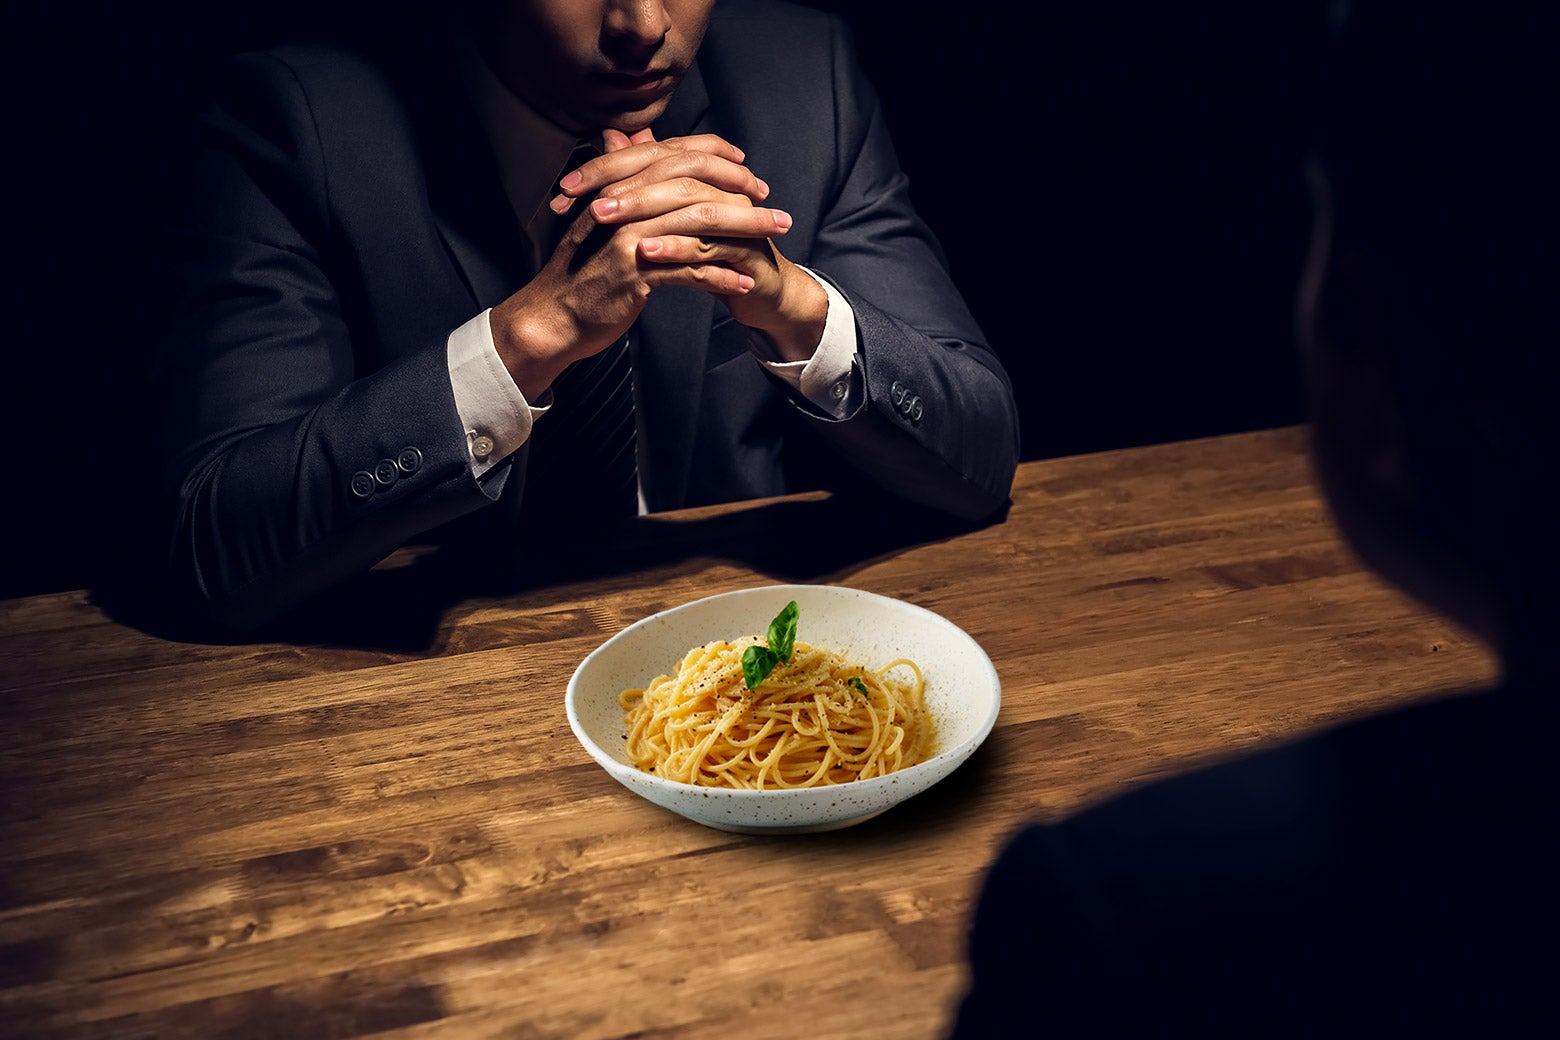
213, 34, 454, 143
705, 0, 843, 50
225, 41, 398, 97
697, 0, 847, 95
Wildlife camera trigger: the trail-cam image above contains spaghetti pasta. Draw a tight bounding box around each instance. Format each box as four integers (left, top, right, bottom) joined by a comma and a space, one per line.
620, 635, 933, 790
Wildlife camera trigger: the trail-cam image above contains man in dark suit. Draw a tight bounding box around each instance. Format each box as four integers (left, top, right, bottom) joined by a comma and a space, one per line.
154, 0, 1019, 633
950, 1, 1556, 1034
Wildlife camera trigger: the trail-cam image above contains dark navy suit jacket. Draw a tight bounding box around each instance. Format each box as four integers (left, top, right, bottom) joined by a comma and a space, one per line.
951, 679, 1557, 1036
155, 0, 1019, 632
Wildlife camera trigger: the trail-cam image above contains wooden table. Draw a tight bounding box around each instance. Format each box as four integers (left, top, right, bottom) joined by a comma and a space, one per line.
0, 426, 1499, 1039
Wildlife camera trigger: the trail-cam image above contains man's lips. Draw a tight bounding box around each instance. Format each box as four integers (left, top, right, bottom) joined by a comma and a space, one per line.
595, 69, 675, 95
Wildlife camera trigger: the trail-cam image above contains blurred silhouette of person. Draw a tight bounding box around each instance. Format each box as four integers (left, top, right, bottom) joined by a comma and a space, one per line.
152, 0, 1018, 634
951, 0, 1557, 1034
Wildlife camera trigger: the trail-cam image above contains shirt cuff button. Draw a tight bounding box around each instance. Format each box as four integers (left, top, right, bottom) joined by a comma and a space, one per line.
471, 434, 495, 459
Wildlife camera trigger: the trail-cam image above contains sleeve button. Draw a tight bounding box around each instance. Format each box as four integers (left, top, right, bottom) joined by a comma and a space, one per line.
910, 396, 923, 423
374, 459, 400, 487
471, 434, 495, 459
396, 446, 423, 474
350, 471, 376, 498
890, 380, 907, 406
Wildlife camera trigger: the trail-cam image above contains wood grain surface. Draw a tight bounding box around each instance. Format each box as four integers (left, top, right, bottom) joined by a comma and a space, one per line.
0, 426, 1499, 1039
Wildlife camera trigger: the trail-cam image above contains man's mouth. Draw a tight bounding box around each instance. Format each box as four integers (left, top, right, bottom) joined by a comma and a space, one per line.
596, 69, 675, 96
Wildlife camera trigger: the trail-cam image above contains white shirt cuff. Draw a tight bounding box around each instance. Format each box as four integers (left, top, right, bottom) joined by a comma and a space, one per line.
758, 267, 859, 420
446, 309, 546, 479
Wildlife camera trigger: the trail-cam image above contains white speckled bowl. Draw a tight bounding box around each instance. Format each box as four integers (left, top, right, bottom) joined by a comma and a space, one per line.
566, 584, 1001, 834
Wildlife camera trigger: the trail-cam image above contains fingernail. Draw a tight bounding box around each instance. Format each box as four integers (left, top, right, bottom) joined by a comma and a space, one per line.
642, 238, 662, 255
737, 274, 755, 291
756, 178, 770, 199
560, 170, 583, 191
549, 195, 572, 215
592, 197, 619, 218
772, 210, 792, 230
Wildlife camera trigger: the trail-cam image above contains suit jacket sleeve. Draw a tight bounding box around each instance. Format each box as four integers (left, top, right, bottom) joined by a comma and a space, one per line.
154, 50, 500, 634
762, 11, 1020, 521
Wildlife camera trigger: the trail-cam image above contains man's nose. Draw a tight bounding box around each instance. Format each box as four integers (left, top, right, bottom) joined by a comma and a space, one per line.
604, 1, 672, 48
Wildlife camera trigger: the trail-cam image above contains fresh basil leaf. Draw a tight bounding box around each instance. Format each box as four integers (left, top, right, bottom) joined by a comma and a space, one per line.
768, 600, 799, 664
848, 676, 868, 696
741, 645, 778, 690
742, 601, 801, 690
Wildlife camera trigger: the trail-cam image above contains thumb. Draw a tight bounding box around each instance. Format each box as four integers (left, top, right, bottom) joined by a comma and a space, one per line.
601, 128, 635, 153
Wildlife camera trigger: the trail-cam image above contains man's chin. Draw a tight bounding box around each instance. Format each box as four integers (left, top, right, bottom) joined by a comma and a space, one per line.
602, 96, 674, 134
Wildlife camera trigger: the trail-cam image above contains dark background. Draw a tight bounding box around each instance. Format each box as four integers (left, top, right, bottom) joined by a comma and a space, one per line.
6, 1, 1324, 600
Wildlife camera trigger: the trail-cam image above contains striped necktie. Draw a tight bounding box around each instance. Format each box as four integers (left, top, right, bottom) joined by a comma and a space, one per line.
522, 141, 639, 524
526, 332, 638, 523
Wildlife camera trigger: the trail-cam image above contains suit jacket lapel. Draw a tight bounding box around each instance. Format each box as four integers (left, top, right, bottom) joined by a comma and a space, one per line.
411, 33, 530, 311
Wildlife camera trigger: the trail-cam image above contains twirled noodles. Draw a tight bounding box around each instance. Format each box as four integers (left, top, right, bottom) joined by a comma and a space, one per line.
620, 637, 933, 789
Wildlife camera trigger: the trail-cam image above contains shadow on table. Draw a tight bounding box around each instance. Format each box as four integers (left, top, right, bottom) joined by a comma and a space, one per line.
94, 488, 1005, 652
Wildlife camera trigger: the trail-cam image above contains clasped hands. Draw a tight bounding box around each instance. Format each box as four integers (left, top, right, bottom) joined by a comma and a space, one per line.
490, 128, 827, 402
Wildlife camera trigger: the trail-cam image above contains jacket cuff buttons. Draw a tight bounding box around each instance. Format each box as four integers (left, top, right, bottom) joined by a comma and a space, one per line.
889, 380, 924, 425
351, 446, 424, 499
